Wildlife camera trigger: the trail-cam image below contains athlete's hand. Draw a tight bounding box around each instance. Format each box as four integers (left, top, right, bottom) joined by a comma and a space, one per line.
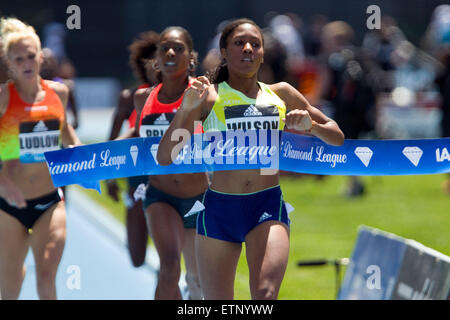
0, 174, 27, 208
180, 76, 210, 111
283, 109, 314, 131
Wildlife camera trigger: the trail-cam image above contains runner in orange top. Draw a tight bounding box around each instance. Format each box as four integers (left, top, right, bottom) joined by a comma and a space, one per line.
0, 17, 81, 300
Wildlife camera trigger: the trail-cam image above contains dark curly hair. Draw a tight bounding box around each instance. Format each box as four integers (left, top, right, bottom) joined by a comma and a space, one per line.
209, 18, 264, 84
128, 30, 159, 84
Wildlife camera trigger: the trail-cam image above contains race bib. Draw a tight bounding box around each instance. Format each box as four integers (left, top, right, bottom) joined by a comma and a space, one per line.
224, 104, 280, 131
139, 113, 175, 137
19, 119, 60, 163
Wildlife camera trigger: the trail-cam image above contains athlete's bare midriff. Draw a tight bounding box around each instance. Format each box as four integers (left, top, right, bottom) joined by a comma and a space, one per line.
2, 159, 56, 199
149, 172, 208, 198
210, 169, 280, 194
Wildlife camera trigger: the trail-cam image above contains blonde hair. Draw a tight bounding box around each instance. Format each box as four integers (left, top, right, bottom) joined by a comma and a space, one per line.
0, 17, 41, 55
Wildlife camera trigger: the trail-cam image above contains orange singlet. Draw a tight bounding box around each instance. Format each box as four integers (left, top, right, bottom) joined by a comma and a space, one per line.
137, 79, 202, 138
128, 83, 150, 129
0, 79, 65, 163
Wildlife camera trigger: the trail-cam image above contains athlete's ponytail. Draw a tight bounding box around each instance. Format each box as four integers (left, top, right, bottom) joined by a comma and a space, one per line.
0, 17, 41, 55
209, 60, 229, 84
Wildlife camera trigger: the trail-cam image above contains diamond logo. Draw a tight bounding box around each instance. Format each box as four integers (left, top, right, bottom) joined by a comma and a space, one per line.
354, 147, 373, 167
150, 144, 159, 164
402, 146, 423, 167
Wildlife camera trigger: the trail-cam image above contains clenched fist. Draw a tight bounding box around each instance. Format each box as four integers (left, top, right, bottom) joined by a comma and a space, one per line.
180, 76, 210, 111
283, 109, 314, 131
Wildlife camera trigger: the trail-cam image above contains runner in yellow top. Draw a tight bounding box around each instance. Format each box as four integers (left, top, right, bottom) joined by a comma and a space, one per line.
202, 80, 286, 132
158, 18, 344, 300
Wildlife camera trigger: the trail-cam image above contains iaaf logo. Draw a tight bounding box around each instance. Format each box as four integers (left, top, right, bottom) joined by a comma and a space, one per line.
436, 147, 450, 162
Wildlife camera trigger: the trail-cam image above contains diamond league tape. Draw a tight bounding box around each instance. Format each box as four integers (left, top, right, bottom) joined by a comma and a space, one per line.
43, 130, 450, 188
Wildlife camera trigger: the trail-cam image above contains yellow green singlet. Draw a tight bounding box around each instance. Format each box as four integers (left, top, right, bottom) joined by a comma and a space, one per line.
203, 81, 286, 132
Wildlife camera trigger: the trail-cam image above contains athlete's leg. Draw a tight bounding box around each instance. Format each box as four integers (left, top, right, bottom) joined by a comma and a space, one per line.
182, 228, 202, 299
29, 201, 66, 300
126, 186, 148, 267
0, 210, 29, 300
195, 234, 242, 300
145, 202, 184, 300
245, 221, 289, 300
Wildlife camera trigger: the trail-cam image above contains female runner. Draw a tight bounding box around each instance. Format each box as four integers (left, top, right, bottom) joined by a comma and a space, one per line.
158, 18, 344, 299
0, 17, 81, 299
132, 26, 207, 299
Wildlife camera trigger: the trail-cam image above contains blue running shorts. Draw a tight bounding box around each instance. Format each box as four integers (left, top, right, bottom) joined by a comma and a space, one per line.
197, 185, 290, 243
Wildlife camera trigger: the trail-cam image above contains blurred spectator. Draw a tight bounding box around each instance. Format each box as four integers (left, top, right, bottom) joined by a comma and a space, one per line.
42, 21, 80, 129
40, 48, 80, 129
423, 5, 450, 57
43, 22, 67, 63
436, 50, 450, 137
258, 28, 287, 84
436, 52, 450, 195
206, 19, 230, 52
268, 13, 305, 74
426, 5, 450, 194
362, 16, 407, 92
288, 15, 329, 107
303, 14, 329, 57
320, 21, 377, 197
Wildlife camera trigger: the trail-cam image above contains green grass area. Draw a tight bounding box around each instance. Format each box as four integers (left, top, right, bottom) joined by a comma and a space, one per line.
78, 174, 450, 300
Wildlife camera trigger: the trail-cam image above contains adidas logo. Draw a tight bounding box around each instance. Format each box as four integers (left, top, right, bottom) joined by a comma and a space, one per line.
258, 212, 272, 223
33, 120, 48, 132
154, 113, 169, 125
244, 105, 262, 117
